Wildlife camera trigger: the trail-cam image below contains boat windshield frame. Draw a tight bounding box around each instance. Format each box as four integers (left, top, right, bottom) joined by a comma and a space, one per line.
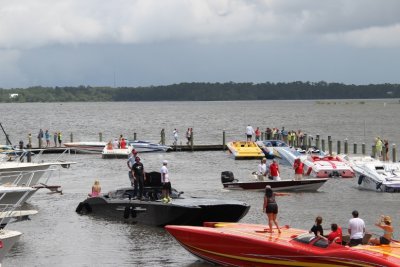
293, 233, 329, 248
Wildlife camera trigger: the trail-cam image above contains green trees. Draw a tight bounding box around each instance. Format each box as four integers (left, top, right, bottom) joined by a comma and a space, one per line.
0, 82, 399, 102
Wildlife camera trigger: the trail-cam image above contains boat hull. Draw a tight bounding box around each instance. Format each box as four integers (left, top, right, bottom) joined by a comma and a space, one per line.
77, 191, 250, 226
223, 178, 328, 191
0, 230, 22, 263
166, 223, 400, 267
227, 141, 264, 160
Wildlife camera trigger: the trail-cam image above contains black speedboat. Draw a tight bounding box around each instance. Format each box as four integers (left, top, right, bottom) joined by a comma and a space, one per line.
76, 172, 250, 226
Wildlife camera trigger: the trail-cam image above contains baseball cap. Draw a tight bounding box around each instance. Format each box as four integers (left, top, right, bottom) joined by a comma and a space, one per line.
163, 160, 168, 164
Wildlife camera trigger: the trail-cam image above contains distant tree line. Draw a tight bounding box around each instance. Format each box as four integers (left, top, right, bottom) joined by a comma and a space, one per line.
0, 81, 399, 102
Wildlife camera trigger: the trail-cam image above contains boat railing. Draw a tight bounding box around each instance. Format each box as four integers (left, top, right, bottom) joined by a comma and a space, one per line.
0, 188, 34, 227
0, 167, 58, 187
0, 148, 72, 166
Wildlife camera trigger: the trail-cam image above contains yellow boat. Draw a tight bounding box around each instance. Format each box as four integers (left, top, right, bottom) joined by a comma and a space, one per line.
226, 141, 264, 159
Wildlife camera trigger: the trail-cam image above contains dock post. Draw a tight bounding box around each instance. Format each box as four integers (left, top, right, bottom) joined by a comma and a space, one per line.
222, 131, 226, 151
393, 144, 397, 162
362, 143, 366, 155
315, 134, 320, 149
160, 129, 165, 145
134, 132, 137, 141
328, 140, 333, 155
371, 145, 376, 158
344, 139, 348, 154
304, 134, 308, 148
190, 131, 194, 151
70, 133, 73, 143
337, 140, 341, 154
26, 143, 32, 162
321, 139, 325, 152
38, 136, 42, 148
353, 143, 357, 154
99, 132, 103, 142
28, 133, 32, 147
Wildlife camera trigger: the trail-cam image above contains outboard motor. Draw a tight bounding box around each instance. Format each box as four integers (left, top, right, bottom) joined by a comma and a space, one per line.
221, 171, 235, 184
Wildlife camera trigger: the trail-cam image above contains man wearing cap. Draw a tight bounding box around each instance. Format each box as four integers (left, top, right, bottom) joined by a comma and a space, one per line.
127, 149, 138, 188
161, 160, 171, 203
132, 156, 145, 200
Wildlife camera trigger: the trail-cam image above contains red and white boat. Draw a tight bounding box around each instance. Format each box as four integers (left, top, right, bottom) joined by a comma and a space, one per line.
166, 222, 400, 267
303, 155, 354, 178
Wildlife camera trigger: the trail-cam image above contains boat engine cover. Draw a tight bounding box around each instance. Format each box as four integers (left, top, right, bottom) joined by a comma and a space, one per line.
221, 171, 235, 183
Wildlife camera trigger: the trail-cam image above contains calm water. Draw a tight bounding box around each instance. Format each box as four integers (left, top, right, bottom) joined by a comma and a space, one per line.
1, 100, 400, 266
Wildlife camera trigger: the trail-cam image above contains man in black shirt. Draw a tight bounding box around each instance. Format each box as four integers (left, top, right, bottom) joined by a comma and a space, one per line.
132, 156, 145, 200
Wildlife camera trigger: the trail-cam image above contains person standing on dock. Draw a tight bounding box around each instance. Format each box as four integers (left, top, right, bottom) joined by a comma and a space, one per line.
185, 128, 191, 145
255, 127, 261, 141
173, 129, 178, 146
45, 130, 50, 148
375, 137, 383, 159
37, 129, 44, 148
246, 125, 255, 142
161, 160, 171, 203
57, 131, 62, 147
53, 132, 57, 147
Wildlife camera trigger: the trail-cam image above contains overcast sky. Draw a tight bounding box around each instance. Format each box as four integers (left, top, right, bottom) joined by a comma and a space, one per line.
0, 0, 399, 88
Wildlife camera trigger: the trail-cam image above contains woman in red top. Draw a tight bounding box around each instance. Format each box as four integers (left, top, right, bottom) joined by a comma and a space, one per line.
120, 138, 127, 149
255, 127, 261, 141
293, 158, 304, 180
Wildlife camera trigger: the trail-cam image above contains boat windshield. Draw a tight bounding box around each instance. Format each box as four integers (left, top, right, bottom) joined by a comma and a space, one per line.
293, 233, 329, 248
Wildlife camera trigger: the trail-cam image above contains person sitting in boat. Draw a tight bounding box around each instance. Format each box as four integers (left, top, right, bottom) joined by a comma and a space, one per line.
310, 216, 324, 238
112, 138, 119, 149
106, 140, 113, 150
293, 158, 304, 181
327, 223, 343, 244
269, 159, 281, 181
88, 180, 101, 197
369, 215, 393, 245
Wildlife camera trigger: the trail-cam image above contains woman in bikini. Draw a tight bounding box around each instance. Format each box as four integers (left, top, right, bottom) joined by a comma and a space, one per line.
369, 215, 393, 245
263, 185, 289, 233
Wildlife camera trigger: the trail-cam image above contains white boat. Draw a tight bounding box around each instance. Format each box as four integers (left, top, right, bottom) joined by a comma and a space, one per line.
128, 140, 171, 153
302, 155, 355, 178
0, 229, 22, 263
65, 140, 171, 154
341, 156, 400, 192
102, 144, 133, 159
0, 150, 74, 187
64, 141, 105, 153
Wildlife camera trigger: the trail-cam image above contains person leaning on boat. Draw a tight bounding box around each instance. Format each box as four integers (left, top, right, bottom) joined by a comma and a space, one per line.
269, 159, 281, 181
293, 158, 304, 181
369, 215, 393, 245
348, 210, 365, 247
257, 158, 269, 181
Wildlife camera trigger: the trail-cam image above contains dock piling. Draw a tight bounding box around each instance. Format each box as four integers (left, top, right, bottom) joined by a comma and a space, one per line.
70, 133, 73, 143
337, 140, 341, 154
353, 143, 357, 154
222, 131, 226, 151
371, 145, 376, 159
134, 132, 137, 141
315, 134, 320, 149
362, 143, 366, 155
99, 132, 103, 142
321, 139, 325, 152
328, 139, 332, 155
393, 144, 397, 162
344, 139, 348, 154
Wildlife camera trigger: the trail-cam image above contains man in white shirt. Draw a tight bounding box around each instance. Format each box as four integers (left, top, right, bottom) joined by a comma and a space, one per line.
348, 210, 365, 246
245, 125, 255, 141
257, 158, 268, 181
161, 160, 171, 203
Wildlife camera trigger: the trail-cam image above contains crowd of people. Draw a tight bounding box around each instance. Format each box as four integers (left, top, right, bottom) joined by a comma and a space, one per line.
245, 125, 306, 147
262, 186, 394, 247
37, 129, 62, 147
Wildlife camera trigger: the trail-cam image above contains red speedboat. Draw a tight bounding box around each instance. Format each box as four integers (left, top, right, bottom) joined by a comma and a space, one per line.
303, 155, 355, 178
166, 222, 400, 267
